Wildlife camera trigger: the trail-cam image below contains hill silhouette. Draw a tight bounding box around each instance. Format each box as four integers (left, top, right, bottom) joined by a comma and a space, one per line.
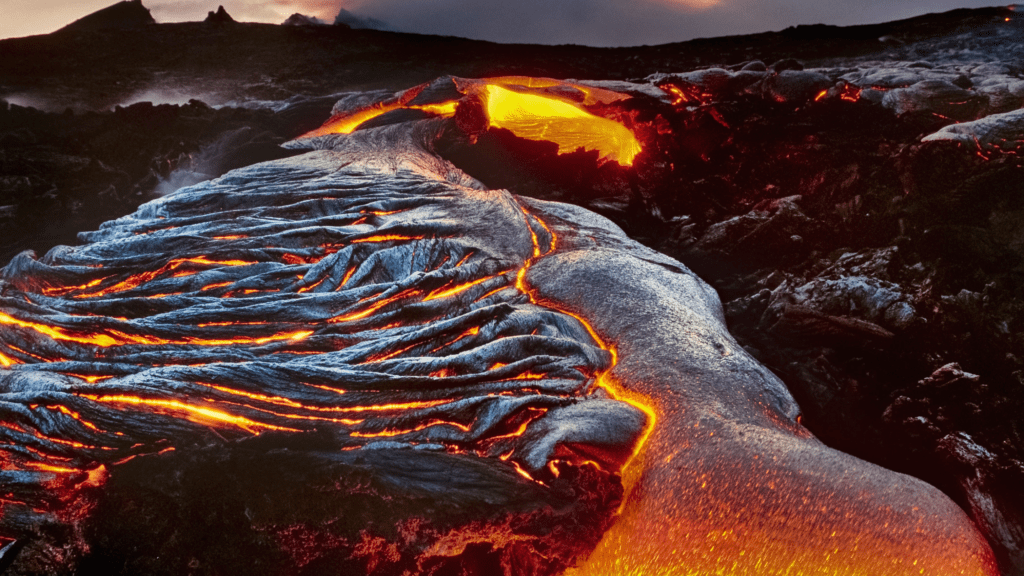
59, 0, 155, 32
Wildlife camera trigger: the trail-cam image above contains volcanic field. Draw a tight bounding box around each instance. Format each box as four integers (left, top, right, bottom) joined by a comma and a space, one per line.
1, 2, 1023, 575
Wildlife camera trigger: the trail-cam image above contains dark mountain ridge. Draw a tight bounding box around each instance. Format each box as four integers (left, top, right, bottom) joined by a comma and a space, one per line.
0, 4, 1018, 111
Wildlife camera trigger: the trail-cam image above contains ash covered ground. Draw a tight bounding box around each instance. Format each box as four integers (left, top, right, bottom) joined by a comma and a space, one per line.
2, 2, 1024, 574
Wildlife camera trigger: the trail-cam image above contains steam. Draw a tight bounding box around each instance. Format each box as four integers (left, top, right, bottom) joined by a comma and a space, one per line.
1, 92, 73, 113
120, 87, 222, 108
153, 127, 251, 196
155, 125, 301, 196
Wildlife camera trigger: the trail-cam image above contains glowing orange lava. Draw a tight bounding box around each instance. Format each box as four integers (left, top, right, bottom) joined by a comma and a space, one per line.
0, 352, 18, 367
483, 76, 630, 106
298, 77, 642, 166
49, 405, 104, 432
424, 274, 505, 301
65, 256, 256, 299
480, 84, 642, 166
350, 234, 424, 244
510, 199, 658, 487
3, 81, 997, 573
0, 311, 311, 348
328, 289, 421, 323
80, 394, 298, 433
298, 82, 459, 138
507, 200, 996, 575
350, 418, 473, 438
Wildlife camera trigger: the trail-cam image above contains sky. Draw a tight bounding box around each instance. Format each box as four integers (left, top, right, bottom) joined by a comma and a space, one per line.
0, 0, 1010, 46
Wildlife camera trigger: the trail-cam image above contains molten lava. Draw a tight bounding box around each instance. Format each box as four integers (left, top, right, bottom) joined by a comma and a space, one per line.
479, 84, 642, 166
297, 76, 643, 167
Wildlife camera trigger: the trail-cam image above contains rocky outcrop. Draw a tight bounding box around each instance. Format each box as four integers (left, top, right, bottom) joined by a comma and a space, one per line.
204, 6, 236, 25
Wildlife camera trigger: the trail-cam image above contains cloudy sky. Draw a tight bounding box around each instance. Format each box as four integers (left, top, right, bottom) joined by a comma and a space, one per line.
0, 0, 1008, 46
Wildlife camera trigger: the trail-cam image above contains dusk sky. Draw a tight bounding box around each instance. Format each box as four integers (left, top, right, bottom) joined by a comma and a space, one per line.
0, 0, 1011, 46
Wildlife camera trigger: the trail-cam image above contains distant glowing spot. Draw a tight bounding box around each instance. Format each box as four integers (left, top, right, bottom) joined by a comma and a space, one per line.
481, 84, 642, 166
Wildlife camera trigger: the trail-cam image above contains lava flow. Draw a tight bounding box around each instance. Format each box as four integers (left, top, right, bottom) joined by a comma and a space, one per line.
300, 76, 643, 166
0, 75, 1000, 575
0, 83, 649, 572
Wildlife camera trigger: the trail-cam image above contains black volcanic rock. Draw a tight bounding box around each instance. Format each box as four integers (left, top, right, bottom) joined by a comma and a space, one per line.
205, 6, 236, 25
58, 0, 154, 32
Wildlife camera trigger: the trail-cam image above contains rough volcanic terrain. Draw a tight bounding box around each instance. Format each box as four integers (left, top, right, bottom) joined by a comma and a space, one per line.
2, 2, 1024, 574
